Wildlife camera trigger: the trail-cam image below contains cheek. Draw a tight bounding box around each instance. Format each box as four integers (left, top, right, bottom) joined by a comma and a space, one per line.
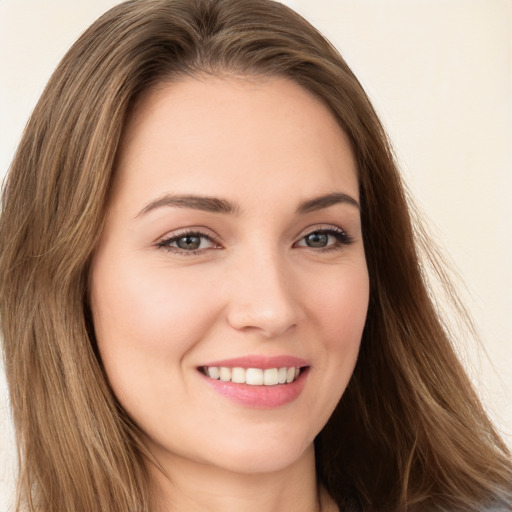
89, 254, 222, 389
307, 262, 369, 347
306, 262, 368, 397
294, 262, 368, 438
93, 256, 213, 337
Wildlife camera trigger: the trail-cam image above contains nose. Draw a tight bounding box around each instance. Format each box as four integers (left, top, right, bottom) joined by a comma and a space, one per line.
226, 251, 301, 338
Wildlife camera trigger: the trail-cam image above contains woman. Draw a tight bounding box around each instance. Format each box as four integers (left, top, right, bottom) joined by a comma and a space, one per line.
0, 0, 510, 511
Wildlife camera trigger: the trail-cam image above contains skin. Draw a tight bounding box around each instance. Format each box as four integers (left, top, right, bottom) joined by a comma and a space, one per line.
90, 75, 369, 512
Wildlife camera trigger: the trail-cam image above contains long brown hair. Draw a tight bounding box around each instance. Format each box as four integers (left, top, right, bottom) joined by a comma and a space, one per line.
1, 1, 510, 511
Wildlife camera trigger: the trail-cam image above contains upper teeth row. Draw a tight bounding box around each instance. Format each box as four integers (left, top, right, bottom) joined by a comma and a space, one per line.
205, 366, 300, 386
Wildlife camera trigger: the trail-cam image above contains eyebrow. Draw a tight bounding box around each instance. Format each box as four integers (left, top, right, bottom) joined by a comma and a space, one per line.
296, 192, 360, 213
137, 194, 239, 216
137, 191, 359, 217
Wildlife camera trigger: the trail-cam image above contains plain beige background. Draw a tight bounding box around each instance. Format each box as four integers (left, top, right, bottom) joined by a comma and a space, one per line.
1, 0, 511, 509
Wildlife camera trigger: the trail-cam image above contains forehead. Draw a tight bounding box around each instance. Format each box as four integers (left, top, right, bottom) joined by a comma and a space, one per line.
113, 75, 358, 211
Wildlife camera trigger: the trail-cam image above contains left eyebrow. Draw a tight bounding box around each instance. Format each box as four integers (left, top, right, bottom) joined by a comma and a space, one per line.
297, 192, 360, 214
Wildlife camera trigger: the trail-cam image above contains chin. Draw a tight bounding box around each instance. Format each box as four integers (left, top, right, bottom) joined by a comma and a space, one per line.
200, 430, 316, 476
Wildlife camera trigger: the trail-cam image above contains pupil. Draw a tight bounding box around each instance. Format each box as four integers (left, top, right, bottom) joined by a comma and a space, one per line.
177, 235, 201, 250
306, 232, 328, 248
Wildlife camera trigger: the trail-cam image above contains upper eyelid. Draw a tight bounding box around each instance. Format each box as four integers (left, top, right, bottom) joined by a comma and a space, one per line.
296, 224, 348, 238
155, 227, 220, 244
155, 231, 222, 256
293, 225, 353, 249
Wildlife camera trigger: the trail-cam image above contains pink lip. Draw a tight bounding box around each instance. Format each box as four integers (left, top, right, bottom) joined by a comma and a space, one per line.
198, 355, 310, 409
200, 355, 309, 369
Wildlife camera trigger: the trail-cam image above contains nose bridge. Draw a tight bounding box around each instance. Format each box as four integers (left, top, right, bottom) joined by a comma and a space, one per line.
226, 242, 299, 336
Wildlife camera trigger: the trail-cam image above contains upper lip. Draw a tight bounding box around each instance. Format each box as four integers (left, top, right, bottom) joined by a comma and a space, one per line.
200, 355, 309, 369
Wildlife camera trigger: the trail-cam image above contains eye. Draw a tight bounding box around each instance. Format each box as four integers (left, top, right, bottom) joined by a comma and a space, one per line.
156, 230, 220, 254
295, 227, 352, 251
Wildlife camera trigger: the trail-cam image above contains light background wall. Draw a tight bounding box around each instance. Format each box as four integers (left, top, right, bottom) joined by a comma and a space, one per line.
0, 0, 511, 509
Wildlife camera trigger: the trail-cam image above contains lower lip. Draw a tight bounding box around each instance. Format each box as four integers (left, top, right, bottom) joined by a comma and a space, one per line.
201, 369, 309, 409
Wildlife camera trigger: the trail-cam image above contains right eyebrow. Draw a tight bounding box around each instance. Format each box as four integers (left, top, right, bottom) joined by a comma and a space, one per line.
136, 194, 240, 217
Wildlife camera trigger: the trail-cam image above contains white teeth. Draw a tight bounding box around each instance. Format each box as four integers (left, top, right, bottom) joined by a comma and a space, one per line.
231, 367, 245, 384
203, 366, 303, 385
207, 367, 220, 379
219, 367, 231, 382
263, 368, 279, 386
246, 368, 264, 385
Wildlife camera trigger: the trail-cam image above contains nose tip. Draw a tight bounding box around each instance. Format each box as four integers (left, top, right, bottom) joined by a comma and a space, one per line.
226, 266, 300, 338
227, 300, 297, 337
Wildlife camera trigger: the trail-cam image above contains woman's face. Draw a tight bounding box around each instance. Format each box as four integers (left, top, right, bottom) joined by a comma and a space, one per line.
90, 76, 369, 476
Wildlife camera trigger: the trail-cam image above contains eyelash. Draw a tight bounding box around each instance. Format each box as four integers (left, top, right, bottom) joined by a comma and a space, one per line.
156, 230, 221, 256
295, 226, 354, 252
155, 226, 353, 256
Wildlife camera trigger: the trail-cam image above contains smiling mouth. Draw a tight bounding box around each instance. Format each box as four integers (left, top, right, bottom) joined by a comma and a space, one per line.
200, 366, 306, 386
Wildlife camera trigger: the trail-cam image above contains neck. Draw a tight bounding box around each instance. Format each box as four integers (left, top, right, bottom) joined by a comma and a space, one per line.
147, 443, 337, 512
